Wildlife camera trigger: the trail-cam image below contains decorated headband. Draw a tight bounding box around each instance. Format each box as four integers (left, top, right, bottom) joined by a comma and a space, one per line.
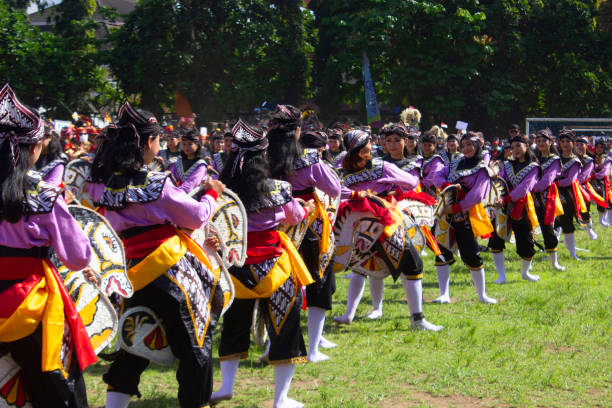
536, 128, 554, 141
343, 129, 370, 157
230, 119, 268, 176
117, 101, 162, 137
0, 84, 44, 168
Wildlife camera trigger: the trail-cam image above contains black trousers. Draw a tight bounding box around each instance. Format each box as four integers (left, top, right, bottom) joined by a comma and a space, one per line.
557, 186, 577, 233
434, 214, 483, 270
591, 178, 609, 213
301, 236, 336, 310
533, 191, 559, 251
219, 290, 307, 365
2, 326, 88, 408
103, 284, 214, 408
488, 209, 536, 260
374, 223, 423, 280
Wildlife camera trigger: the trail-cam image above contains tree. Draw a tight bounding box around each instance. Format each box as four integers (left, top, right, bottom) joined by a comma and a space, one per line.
106, 0, 316, 122
0, 1, 117, 117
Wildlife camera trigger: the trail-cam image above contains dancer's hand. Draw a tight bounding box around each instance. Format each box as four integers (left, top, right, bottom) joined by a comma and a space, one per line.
451, 183, 462, 191
303, 199, 316, 215
64, 189, 76, 204
83, 267, 98, 285
205, 235, 220, 251
205, 178, 225, 196
495, 198, 505, 208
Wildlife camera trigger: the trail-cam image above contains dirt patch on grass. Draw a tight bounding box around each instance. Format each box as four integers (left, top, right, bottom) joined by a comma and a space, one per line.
380, 391, 508, 408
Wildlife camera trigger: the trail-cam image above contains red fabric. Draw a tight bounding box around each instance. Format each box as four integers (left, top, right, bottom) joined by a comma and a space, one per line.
544, 184, 558, 225
510, 195, 526, 220
0, 258, 44, 318
337, 197, 396, 227
441, 182, 451, 190
205, 189, 218, 201
585, 181, 608, 208
393, 188, 436, 205
44, 259, 97, 370
451, 203, 462, 214
578, 183, 591, 203
571, 181, 584, 221
245, 230, 284, 265
121, 225, 177, 259
503, 195, 512, 205
605, 176, 611, 204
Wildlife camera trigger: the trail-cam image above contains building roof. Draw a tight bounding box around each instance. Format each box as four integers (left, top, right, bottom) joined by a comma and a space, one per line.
28, 0, 136, 29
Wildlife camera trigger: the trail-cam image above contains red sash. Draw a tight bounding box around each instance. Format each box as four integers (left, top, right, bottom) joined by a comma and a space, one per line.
246, 230, 284, 265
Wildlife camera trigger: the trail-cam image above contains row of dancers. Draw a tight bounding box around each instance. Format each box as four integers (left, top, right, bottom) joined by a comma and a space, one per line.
2, 83, 610, 408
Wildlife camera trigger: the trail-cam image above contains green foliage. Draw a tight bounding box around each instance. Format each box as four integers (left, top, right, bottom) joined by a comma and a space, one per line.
311, 0, 611, 135
106, 0, 316, 119
0, 1, 116, 117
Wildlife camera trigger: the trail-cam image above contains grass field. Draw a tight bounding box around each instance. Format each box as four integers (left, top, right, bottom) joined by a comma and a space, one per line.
85, 216, 611, 407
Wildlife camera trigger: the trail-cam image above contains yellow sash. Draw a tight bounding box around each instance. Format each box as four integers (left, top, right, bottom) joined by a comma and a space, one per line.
310, 193, 332, 254
0, 261, 69, 375
232, 231, 313, 299
468, 202, 494, 238
552, 184, 564, 217
525, 192, 540, 229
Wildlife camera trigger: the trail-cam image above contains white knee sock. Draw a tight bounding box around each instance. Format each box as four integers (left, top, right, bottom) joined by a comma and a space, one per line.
492, 252, 506, 284
366, 277, 384, 319
399, 275, 422, 315
549, 251, 565, 271
598, 211, 609, 227
334, 274, 365, 324
274, 365, 303, 408
211, 359, 239, 402
105, 391, 131, 408
400, 275, 443, 331
563, 233, 580, 260
470, 268, 497, 304
587, 220, 598, 240
433, 264, 451, 303
607, 209, 612, 226
521, 259, 539, 281
307, 307, 329, 362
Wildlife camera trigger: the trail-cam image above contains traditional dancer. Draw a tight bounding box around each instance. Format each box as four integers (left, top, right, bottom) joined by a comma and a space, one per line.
211, 130, 233, 174
158, 127, 181, 164
323, 128, 346, 168
35, 125, 68, 186
555, 128, 585, 260
433, 132, 497, 304
420, 130, 446, 199
488, 133, 541, 283
532, 129, 565, 271
0, 84, 97, 407
91, 102, 227, 408
332, 129, 442, 330
576, 136, 599, 239
591, 138, 611, 226
440, 133, 462, 165
266, 105, 341, 362
167, 128, 208, 193
212, 120, 314, 408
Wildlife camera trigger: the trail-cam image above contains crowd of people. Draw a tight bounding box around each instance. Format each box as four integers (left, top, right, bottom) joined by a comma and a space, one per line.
1, 81, 611, 408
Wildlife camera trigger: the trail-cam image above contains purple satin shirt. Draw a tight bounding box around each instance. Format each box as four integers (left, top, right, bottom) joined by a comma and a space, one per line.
168, 161, 208, 194
557, 161, 580, 187
340, 161, 419, 200
500, 165, 539, 202
593, 160, 611, 179
43, 163, 65, 187
0, 196, 91, 271
578, 157, 594, 184
436, 164, 490, 212
89, 179, 216, 232
533, 158, 561, 193
286, 161, 341, 198
421, 156, 445, 190
247, 199, 306, 232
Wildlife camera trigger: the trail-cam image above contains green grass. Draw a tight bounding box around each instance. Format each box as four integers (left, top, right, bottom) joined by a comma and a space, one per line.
85, 214, 611, 407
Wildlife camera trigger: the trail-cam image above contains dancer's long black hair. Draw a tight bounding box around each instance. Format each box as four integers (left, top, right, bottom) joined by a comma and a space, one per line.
219, 149, 269, 210
35, 130, 64, 170
0, 132, 35, 223
267, 127, 300, 180
90, 109, 159, 183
